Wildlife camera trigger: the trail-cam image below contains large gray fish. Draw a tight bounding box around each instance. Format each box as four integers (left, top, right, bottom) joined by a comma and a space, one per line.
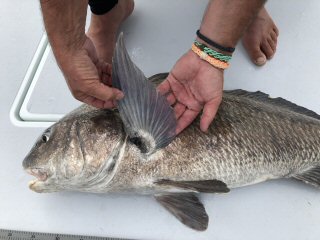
23, 34, 320, 231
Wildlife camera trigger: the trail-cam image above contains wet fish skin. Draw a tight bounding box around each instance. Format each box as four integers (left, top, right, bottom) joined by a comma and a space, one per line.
22, 83, 320, 230
23, 79, 320, 193
23, 107, 126, 192
103, 87, 320, 193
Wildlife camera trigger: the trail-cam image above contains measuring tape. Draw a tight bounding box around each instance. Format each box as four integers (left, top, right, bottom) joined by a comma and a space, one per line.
0, 229, 132, 240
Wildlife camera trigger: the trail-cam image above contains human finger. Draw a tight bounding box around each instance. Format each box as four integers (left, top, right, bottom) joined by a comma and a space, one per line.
166, 93, 177, 106
173, 103, 186, 119
157, 79, 171, 95
103, 100, 117, 109
101, 62, 113, 86
87, 82, 124, 102
82, 94, 117, 109
200, 98, 221, 132
82, 95, 107, 109
175, 109, 199, 134
102, 73, 112, 86
96, 61, 112, 86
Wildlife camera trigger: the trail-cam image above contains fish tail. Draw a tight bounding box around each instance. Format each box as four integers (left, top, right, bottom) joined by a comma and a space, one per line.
293, 166, 320, 188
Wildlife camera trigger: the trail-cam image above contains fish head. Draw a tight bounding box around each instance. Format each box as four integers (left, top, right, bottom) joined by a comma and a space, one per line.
23, 124, 58, 192
23, 108, 125, 193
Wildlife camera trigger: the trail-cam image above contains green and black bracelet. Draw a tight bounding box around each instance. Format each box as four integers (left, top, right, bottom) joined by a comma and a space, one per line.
196, 29, 235, 53
194, 40, 232, 63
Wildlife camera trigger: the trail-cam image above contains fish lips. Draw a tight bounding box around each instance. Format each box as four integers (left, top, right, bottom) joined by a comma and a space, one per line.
25, 168, 48, 182
24, 168, 51, 193
23, 155, 49, 182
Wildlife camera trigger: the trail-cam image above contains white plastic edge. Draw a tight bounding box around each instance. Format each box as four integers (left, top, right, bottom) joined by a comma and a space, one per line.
10, 34, 64, 128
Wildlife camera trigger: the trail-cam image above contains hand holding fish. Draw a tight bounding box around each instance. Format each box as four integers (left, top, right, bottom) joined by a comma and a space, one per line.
57, 36, 124, 109
158, 50, 223, 134
39, 0, 124, 110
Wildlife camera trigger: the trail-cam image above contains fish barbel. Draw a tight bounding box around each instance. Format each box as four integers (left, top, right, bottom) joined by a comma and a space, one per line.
23, 34, 320, 231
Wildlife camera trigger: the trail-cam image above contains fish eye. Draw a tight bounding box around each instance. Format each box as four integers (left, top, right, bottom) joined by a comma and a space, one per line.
41, 128, 51, 143
42, 134, 49, 143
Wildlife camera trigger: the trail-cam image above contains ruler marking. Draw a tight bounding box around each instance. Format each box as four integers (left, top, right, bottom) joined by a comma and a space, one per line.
0, 230, 133, 240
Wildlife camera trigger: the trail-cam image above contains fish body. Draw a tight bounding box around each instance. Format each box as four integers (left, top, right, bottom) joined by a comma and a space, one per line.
23, 35, 320, 231
108, 89, 320, 191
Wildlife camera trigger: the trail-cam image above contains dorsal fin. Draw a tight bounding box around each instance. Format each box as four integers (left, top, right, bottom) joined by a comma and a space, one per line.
225, 90, 320, 120
112, 34, 176, 154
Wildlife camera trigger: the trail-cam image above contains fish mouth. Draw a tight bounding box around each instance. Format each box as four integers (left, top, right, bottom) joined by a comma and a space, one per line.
25, 168, 48, 187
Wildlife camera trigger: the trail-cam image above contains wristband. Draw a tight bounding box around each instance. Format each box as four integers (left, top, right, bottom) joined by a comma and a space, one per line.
194, 40, 232, 62
191, 43, 229, 70
196, 30, 235, 53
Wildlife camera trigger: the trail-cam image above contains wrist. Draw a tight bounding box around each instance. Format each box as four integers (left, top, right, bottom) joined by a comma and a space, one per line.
199, 25, 237, 49
51, 33, 87, 58
40, 0, 88, 57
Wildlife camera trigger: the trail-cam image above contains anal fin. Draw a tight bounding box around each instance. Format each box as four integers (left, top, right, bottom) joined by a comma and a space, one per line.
293, 166, 320, 188
155, 193, 208, 231
155, 179, 230, 193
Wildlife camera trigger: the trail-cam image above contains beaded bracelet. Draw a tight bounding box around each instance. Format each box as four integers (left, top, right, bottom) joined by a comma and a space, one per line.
191, 43, 229, 70
194, 40, 232, 63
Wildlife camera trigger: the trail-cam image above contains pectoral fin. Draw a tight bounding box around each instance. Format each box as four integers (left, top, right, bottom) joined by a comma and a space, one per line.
155, 179, 230, 193
155, 193, 208, 231
112, 34, 176, 154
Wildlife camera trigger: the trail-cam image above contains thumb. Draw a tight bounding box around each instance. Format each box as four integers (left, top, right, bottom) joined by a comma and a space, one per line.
87, 82, 124, 102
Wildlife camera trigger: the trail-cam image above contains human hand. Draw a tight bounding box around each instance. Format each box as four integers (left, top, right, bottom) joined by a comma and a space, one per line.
56, 36, 124, 109
158, 50, 224, 134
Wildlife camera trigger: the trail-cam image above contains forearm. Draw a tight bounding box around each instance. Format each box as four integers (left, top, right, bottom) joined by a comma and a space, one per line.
200, 0, 266, 48
40, 0, 88, 59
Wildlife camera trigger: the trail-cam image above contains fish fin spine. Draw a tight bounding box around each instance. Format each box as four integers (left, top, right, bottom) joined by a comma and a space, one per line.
154, 179, 230, 193
112, 34, 176, 154
293, 165, 320, 188
224, 89, 320, 121
154, 193, 209, 231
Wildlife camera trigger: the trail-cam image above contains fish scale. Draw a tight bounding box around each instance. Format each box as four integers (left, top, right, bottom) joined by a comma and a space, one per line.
122, 93, 320, 189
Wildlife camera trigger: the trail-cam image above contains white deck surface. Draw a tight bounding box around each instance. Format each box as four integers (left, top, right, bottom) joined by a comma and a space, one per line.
1, 0, 320, 239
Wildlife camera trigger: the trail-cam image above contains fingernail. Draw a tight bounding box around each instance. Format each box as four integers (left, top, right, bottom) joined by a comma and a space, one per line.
255, 56, 266, 66
200, 127, 208, 133
116, 92, 124, 100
